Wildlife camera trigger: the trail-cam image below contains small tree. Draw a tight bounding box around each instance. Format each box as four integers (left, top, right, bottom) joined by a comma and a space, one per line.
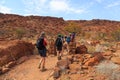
64, 22, 81, 34
15, 28, 26, 39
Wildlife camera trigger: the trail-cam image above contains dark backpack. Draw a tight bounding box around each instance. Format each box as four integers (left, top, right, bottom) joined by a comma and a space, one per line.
36, 38, 44, 50
56, 38, 62, 46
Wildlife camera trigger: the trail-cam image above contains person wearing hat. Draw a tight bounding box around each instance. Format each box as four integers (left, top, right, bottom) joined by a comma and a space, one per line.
55, 34, 63, 60
36, 32, 47, 71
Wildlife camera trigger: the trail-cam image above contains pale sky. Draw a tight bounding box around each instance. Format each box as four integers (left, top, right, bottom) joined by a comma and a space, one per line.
0, 0, 120, 21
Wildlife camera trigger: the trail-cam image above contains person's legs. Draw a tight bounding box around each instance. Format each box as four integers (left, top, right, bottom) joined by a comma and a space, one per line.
38, 57, 43, 68
58, 50, 63, 60
57, 50, 61, 60
57, 46, 63, 60
40, 49, 47, 71
38, 49, 46, 71
67, 43, 70, 54
39, 57, 46, 71
59, 50, 62, 57
42, 57, 46, 68
57, 47, 59, 57
41, 57, 46, 69
58, 51, 61, 56
38, 50, 43, 68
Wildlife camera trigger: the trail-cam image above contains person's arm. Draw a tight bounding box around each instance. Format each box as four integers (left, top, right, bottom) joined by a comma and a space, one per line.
43, 38, 47, 46
55, 38, 58, 46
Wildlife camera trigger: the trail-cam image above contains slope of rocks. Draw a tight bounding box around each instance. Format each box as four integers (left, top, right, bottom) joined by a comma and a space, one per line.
0, 13, 120, 40
0, 13, 66, 40
0, 40, 34, 67
67, 19, 120, 35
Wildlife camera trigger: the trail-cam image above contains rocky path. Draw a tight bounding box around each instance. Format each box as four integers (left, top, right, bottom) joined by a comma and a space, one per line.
0, 55, 58, 80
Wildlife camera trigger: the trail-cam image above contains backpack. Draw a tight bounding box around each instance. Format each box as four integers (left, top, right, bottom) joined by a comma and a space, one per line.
36, 38, 44, 50
71, 32, 76, 41
66, 37, 71, 43
56, 38, 62, 46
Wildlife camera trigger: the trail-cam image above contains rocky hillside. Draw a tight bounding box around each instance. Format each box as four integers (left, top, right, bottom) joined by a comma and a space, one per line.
67, 19, 120, 40
0, 13, 120, 40
67, 19, 120, 32
0, 13, 66, 40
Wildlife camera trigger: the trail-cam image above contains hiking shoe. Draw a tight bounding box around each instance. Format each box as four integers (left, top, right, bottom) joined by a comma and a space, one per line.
38, 63, 41, 69
57, 56, 61, 60
40, 68, 47, 72
38, 66, 40, 69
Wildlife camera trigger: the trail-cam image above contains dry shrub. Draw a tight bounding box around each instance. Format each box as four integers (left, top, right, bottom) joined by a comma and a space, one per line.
87, 45, 95, 53
95, 60, 120, 80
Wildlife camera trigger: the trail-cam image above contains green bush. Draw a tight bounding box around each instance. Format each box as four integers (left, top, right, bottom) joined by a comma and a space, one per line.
64, 22, 81, 33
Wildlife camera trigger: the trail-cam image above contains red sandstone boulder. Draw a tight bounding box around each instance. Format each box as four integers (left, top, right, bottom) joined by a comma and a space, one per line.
102, 51, 112, 56
75, 45, 87, 54
57, 59, 71, 69
84, 53, 104, 66
17, 56, 29, 64
111, 57, 120, 64
5, 61, 16, 68
53, 67, 61, 78
69, 63, 81, 70
0, 40, 34, 67
2, 67, 10, 73
113, 50, 120, 57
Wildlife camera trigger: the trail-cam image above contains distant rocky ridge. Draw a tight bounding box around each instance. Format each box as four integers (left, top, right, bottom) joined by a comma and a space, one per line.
0, 13, 66, 40
67, 19, 120, 32
0, 13, 120, 40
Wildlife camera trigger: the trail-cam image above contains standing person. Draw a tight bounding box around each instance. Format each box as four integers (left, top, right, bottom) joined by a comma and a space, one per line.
63, 35, 67, 52
55, 34, 63, 60
64, 36, 67, 41
49, 38, 57, 56
36, 32, 47, 72
71, 32, 76, 42
66, 35, 71, 54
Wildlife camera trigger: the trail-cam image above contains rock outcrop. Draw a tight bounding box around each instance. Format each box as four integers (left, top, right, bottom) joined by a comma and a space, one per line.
0, 40, 34, 67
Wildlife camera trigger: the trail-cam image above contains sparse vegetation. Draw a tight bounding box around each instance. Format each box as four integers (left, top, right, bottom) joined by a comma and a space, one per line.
15, 28, 26, 39
1, 13, 120, 80
64, 22, 81, 33
96, 32, 106, 40
87, 45, 96, 53
83, 32, 92, 39
111, 28, 120, 41
96, 60, 120, 80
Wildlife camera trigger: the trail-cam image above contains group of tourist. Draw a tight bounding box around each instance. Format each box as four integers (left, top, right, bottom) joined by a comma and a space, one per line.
36, 32, 76, 71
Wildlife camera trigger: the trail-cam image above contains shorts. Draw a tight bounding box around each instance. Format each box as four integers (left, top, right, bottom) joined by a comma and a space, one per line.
67, 41, 70, 44
38, 49, 47, 57
57, 46, 62, 51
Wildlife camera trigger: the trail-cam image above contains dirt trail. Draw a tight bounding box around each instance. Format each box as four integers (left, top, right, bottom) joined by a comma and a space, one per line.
0, 55, 58, 80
